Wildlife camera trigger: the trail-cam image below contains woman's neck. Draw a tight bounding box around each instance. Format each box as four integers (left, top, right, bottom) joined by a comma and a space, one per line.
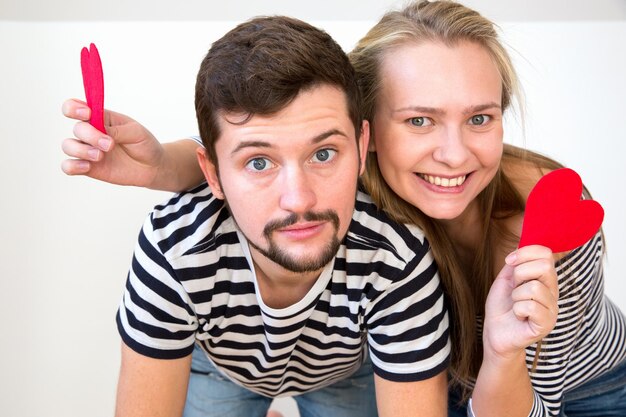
439, 200, 485, 271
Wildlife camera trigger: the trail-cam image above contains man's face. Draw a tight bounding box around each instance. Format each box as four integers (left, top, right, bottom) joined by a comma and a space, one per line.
199, 84, 368, 276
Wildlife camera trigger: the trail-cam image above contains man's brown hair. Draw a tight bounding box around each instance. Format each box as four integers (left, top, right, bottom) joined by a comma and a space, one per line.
195, 16, 363, 165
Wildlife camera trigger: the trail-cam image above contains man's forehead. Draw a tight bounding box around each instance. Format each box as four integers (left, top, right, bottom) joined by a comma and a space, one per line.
214, 85, 355, 149
217, 84, 350, 121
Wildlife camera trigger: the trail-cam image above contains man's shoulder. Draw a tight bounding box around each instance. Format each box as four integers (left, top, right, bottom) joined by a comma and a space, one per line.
352, 190, 426, 242
143, 182, 238, 259
352, 190, 384, 221
347, 191, 429, 265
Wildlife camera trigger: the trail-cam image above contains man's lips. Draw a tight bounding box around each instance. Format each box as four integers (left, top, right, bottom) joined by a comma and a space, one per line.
278, 222, 325, 235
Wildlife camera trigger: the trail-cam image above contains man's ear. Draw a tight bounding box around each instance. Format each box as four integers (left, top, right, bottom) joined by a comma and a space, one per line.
358, 120, 371, 176
196, 147, 224, 200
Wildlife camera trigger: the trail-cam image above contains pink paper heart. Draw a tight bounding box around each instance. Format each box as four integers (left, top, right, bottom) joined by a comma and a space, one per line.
80, 43, 105, 134
519, 168, 603, 253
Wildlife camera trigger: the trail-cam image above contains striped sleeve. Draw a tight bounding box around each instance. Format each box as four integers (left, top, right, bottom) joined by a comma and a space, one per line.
523, 232, 607, 416
528, 390, 547, 417
366, 230, 450, 382
468, 231, 623, 417
467, 390, 545, 417
116, 213, 198, 359
466, 394, 543, 417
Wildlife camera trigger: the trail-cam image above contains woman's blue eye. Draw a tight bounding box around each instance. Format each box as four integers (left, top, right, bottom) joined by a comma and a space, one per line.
312, 149, 337, 163
246, 157, 272, 172
469, 114, 490, 125
410, 117, 426, 126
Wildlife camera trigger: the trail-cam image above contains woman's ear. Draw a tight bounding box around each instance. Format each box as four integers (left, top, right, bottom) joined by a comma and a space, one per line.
366, 121, 376, 153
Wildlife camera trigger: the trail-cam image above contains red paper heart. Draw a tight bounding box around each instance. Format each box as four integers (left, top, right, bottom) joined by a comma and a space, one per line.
80, 43, 106, 134
519, 168, 603, 253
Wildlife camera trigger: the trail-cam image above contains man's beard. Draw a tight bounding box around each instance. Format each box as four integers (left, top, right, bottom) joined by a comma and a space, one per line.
247, 210, 341, 273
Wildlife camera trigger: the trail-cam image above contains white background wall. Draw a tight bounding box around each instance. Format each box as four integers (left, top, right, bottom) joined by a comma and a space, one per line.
1, 1, 625, 416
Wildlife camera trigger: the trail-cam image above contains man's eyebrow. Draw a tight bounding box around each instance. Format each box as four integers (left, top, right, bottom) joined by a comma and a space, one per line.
231, 141, 272, 156
311, 128, 349, 144
230, 129, 349, 156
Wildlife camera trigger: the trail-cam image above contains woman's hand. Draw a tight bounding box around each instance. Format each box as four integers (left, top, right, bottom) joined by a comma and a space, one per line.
61, 98, 166, 188
483, 245, 559, 360
61, 99, 204, 191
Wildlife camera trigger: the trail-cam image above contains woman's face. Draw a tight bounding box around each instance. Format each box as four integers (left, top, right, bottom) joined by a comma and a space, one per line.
372, 40, 504, 221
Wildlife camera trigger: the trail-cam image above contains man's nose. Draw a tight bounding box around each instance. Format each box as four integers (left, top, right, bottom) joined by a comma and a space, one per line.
278, 167, 317, 214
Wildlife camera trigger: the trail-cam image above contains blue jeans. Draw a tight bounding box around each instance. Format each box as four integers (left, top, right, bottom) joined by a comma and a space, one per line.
447, 359, 626, 417
560, 359, 626, 416
184, 344, 378, 417
447, 385, 468, 417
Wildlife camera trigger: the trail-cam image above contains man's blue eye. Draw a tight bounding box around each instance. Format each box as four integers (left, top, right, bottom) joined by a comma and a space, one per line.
409, 117, 432, 127
312, 149, 336, 163
470, 114, 490, 125
246, 158, 272, 171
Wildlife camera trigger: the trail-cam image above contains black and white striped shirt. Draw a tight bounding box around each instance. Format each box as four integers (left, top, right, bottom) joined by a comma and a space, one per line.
526, 231, 626, 416
117, 184, 450, 397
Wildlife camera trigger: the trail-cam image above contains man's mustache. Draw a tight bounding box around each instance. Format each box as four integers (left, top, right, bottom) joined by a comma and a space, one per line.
263, 210, 340, 238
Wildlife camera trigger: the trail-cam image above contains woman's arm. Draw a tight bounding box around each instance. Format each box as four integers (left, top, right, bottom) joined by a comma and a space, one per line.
61, 98, 205, 192
471, 245, 559, 417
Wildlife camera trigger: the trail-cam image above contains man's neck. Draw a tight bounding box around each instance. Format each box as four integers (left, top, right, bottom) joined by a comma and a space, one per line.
249, 248, 325, 310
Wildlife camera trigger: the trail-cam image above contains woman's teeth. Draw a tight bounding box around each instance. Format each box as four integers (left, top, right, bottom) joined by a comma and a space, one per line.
419, 174, 467, 187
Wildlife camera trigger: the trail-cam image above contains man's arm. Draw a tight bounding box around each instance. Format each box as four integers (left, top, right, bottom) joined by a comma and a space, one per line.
115, 343, 192, 417
374, 371, 448, 417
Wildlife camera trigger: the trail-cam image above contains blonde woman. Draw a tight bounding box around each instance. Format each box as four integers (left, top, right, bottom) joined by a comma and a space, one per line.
349, 1, 626, 416
61, 1, 625, 416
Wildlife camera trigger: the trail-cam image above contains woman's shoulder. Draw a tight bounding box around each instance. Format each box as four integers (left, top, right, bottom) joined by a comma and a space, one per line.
501, 155, 552, 202
501, 145, 565, 197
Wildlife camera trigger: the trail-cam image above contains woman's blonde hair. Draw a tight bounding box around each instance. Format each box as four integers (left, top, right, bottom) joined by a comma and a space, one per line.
349, 0, 561, 396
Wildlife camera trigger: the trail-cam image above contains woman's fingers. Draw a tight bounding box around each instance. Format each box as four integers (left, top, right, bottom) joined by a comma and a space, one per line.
511, 279, 553, 307
507, 245, 559, 300
61, 98, 90, 121
511, 298, 557, 338
71, 121, 114, 152
61, 158, 91, 175
62, 137, 104, 162
511, 278, 558, 338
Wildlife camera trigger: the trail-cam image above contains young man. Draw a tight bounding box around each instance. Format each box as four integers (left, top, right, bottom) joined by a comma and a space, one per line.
64, 16, 449, 417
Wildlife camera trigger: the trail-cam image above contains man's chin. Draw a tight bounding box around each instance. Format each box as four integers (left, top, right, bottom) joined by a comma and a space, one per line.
273, 254, 335, 274
260, 241, 340, 273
